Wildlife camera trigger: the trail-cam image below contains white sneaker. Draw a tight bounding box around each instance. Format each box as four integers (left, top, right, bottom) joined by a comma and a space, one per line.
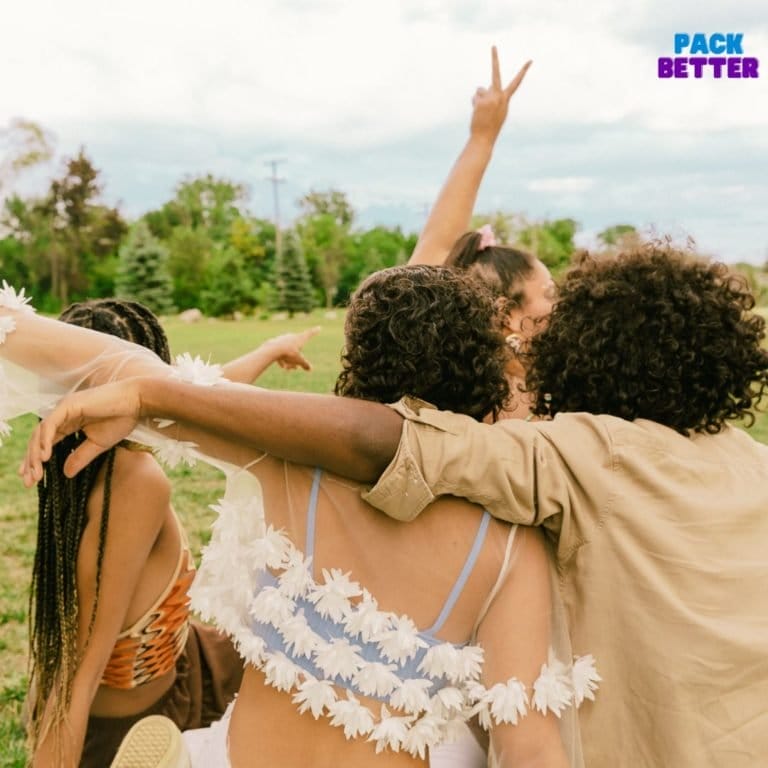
110, 715, 192, 768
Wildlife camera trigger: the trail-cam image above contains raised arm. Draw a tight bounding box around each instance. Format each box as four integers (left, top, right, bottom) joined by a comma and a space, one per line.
409, 47, 531, 266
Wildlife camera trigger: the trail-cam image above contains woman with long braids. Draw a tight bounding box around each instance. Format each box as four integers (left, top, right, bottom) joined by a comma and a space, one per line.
23, 297, 319, 767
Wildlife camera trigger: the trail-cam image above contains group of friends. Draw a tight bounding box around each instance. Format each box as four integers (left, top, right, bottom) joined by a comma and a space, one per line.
1, 49, 767, 768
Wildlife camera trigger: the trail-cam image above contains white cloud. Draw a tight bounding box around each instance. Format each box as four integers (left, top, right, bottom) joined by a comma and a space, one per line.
528, 177, 595, 193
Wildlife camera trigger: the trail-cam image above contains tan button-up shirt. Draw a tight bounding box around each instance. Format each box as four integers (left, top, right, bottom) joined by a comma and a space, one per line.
363, 400, 768, 767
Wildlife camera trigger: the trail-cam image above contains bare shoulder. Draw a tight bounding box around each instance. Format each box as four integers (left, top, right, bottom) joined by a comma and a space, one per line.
112, 448, 170, 495
88, 448, 171, 530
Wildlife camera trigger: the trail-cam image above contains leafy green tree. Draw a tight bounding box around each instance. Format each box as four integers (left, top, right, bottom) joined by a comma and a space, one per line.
274, 233, 315, 316
597, 224, 637, 247
200, 248, 255, 317
163, 226, 214, 310
296, 189, 354, 307
337, 226, 413, 303
147, 175, 248, 242
116, 221, 175, 314
2, 150, 125, 307
518, 218, 578, 274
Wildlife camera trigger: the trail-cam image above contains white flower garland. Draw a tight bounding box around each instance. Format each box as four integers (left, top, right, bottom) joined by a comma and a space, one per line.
190, 479, 602, 759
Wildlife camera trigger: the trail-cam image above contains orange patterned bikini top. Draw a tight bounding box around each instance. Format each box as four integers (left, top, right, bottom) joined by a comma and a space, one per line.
101, 522, 196, 690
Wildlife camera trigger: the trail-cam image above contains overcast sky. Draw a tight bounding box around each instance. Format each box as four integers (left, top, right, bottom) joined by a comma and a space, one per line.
2, 0, 767, 262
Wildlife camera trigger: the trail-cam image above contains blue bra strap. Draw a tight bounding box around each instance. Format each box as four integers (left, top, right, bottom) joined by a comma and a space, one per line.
305, 468, 323, 559
423, 510, 492, 635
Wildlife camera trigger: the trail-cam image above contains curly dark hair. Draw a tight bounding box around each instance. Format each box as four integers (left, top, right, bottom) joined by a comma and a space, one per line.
525, 243, 768, 434
335, 265, 510, 420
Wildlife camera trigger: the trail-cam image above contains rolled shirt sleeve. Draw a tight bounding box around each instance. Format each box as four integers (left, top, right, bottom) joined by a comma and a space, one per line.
362, 398, 616, 557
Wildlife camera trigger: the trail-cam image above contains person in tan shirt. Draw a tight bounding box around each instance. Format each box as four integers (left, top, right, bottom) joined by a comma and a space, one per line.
20, 244, 768, 767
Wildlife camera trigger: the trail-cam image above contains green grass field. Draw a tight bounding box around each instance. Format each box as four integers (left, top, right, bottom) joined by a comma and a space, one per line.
1, 310, 767, 766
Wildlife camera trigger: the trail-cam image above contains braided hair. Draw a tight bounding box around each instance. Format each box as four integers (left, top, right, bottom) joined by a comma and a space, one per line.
28, 298, 171, 757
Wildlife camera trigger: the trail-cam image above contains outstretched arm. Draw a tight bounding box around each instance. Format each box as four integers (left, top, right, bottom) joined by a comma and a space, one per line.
221, 327, 321, 383
21, 377, 402, 487
409, 47, 531, 266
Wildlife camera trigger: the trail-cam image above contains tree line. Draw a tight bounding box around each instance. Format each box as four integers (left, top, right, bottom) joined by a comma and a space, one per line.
3, 120, 761, 317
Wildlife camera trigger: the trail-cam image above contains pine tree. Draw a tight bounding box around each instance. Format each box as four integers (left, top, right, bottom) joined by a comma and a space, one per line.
274, 234, 315, 317
115, 221, 176, 315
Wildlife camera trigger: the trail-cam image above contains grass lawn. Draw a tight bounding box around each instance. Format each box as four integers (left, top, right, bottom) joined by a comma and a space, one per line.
1, 308, 767, 766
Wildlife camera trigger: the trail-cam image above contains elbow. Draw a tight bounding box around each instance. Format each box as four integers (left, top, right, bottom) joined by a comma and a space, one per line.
348, 402, 402, 482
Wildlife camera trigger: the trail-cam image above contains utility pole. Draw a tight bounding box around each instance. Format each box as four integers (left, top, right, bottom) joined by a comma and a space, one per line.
265, 159, 286, 260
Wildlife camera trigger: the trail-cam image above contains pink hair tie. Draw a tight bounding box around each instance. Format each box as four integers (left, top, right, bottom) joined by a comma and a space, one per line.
476, 224, 497, 250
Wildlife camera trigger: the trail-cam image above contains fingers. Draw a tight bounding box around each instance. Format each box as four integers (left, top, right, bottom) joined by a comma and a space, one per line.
19, 422, 45, 487
277, 352, 312, 371
504, 60, 533, 99
296, 326, 321, 346
491, 45, 501, 90
63, 439, 107, 479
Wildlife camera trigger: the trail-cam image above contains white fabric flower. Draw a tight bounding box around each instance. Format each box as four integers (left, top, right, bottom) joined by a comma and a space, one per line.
248, 525, 293, 571
487, 679, 528, 725
417, 643, 462, 681
432, 686, 465, 717
307, 568, 362, 622
377, 615, 428, 664
249, 586, 295, 626
532, 655, 573, 717
234, 634, 266, 666
292, 676, 337, 719
343, 590, 393, 642
388, 677, 433, 715
0, 417, 11, 446
0, 315, 16, 344
263, 651, 304, 692
153, 417, 175, 429
153, 437, 198, 469
368, 705, 412, 754
328, 691, 376, 739
0, 282, 35, 313
352, 662, 400, 698
572, 654, 601, 706
402, 713, 446, 759
313, 638, 364, 681
171, 352, 226, 386
279, 610, 321, 659
278, 550, 314, 598
457, 645, 484, 682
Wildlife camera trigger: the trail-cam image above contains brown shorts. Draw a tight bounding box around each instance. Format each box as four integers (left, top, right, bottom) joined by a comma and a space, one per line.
80, 621, 243, 768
